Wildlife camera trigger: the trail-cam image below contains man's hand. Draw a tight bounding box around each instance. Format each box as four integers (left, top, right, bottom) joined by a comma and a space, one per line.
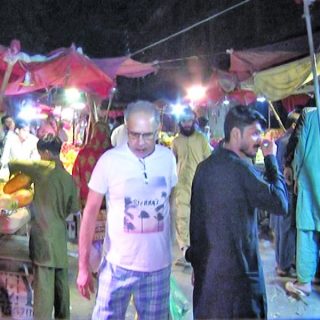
284, 166, 294, 186
260, 139, 277, 157
77, 267, 95, 300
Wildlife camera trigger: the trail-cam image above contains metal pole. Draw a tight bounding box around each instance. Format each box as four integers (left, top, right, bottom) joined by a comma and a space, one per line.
303, 0, 320, 111
106, 91, 115, 122
268, 101, 286, 132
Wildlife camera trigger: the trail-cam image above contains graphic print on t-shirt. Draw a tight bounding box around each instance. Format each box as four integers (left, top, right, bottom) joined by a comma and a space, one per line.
124, 176, 168, 233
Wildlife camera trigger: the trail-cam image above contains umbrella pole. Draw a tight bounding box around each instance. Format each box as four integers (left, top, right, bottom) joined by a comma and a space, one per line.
268, 101, 286, 132
303, 0, 320, 112
106, 91, 115, 122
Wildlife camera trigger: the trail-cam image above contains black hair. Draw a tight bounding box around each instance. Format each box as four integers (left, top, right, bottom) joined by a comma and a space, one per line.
224, 105, 267, 142
197, 116, 209, 128
1, 115, 12, 125
37, 134, 62, 156
284, 106, 303, 129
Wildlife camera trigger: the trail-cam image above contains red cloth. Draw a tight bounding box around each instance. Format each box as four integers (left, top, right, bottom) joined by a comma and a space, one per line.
72, 122, 111, 204
281, 94, 311, 112
5, 46, 114, 97
228, 89, 256, 106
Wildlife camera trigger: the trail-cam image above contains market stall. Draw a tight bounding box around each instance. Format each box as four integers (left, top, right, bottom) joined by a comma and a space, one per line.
0, 234, 33, 319
0, 201, 32, 319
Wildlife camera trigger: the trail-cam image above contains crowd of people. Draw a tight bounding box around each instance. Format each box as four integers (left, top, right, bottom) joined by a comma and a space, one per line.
1, 99, 319, 319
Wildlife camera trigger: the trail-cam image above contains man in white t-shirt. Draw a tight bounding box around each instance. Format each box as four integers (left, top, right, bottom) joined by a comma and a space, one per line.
77, 100, 177, 319
0, 120, 40, 179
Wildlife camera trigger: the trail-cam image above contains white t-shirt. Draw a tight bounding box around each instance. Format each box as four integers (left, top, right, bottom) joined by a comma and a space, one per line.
1, 132, 40, 166
89, 143, 177, 272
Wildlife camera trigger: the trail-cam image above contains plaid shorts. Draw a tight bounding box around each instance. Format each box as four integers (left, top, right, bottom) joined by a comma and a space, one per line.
92, 259, 171, 320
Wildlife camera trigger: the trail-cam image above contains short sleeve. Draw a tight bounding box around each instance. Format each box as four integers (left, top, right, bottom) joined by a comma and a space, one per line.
88, 154, 109, 195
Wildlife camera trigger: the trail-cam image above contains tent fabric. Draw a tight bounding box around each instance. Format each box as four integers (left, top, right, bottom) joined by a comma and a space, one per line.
0, 42, 155, 97
5, 47, 114, 97
229, 50, 304, 81
240, 53, 320, 101
206, 48, 308, 105
228, 89, 256, 106
206, 70, 256, 105
281, 94, 311, 112
93, 57, 157, 79
0, 41, 56, 83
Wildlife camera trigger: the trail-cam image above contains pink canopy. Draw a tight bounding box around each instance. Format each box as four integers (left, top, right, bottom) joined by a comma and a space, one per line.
5, 46, 114, 97
93, 57, 157, 79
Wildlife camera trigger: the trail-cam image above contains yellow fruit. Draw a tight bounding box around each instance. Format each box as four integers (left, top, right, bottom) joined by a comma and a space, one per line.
11, 189, 34, 208
0, 182, 6, 194
4, 173, 32, 194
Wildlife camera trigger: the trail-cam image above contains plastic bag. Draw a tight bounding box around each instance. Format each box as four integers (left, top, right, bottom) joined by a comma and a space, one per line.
169, 275, 192, 320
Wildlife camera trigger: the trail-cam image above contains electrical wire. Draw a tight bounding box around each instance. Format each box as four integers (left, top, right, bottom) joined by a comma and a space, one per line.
130, 0, 252, 57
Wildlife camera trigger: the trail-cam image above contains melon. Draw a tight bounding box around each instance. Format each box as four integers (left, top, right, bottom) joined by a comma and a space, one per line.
11, 189, 34, 208
3, 173, 32, 194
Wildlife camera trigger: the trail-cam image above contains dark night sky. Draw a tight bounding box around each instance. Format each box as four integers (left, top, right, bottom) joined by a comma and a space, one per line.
0, 0, 319, 101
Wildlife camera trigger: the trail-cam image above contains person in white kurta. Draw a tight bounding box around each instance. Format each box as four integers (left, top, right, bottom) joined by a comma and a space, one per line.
111, 123, 128, 147
0, 120, 40, 179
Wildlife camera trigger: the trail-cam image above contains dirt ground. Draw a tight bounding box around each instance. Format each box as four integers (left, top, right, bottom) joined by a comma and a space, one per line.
68, 239, 320, 320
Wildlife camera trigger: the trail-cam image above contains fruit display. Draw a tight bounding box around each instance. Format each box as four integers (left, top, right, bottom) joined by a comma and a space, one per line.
0, 174, 34, 210
263, 128, 285, 141
158, 131, 177, 148
11, 189, 34, 208
3, 173, 32, 194
60, 143, 80, 174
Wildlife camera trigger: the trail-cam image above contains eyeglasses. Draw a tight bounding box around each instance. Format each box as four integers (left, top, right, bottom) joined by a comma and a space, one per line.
128, 130, 156, 141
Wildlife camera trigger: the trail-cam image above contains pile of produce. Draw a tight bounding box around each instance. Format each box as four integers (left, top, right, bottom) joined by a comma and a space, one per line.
0, 173, 34, 211
158, 131, 177, 148
60, 143, 80, 174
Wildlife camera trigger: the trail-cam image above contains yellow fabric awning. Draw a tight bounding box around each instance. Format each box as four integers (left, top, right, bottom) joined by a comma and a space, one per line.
240, 53, 320, 101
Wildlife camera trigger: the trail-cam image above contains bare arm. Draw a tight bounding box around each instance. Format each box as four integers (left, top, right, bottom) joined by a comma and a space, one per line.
77, 189, 104, 300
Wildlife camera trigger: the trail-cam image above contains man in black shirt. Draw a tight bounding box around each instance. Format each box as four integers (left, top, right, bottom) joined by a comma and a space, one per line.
186, 105, 288, 319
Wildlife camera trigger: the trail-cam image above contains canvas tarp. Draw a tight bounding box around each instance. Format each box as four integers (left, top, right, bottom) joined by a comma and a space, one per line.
4, 46, 114, 97
240, 53, 320, 101
93, 57, 157, 79
229, 50, 304, 81
0, 41, 155, 98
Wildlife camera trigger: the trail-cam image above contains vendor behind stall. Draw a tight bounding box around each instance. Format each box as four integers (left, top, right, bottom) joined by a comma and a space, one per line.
8, 134, 80, 320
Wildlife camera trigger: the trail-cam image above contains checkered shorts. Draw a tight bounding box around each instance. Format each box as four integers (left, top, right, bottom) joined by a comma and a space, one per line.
92, 259, 171, 320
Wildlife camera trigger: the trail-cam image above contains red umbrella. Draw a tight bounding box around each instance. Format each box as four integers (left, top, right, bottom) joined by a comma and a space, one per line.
5, 46, 114, 98
227, 89, 257, 106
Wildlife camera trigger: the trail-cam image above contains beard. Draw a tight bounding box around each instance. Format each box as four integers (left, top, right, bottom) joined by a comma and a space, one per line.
239, 144, 260, 159
179, 123, 195, 137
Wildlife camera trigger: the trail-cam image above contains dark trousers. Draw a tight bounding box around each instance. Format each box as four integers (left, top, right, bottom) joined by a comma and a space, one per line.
270, 190, 296, 270
33, 264, 70, 319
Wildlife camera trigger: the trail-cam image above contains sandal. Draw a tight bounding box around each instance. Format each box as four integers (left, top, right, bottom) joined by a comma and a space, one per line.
285, 280, 311, 297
